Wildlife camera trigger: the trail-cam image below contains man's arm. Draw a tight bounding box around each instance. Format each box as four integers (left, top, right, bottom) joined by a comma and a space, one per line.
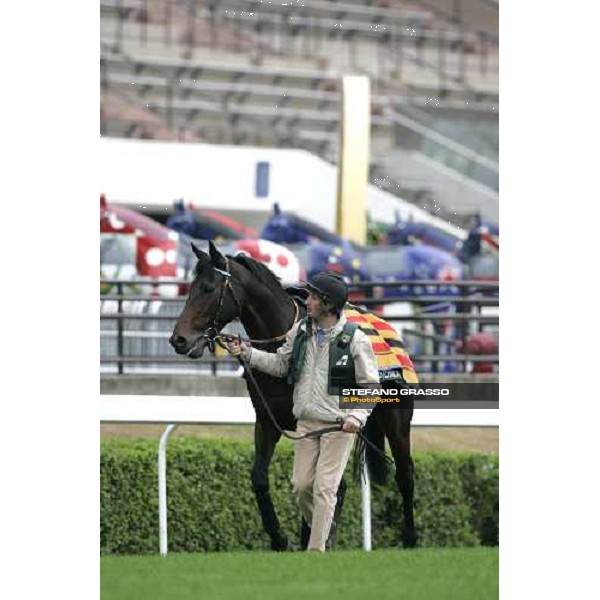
245, 321, 300, 378
347, 330, 380, 427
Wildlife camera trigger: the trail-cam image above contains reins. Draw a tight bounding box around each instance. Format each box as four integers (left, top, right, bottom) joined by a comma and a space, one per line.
200, 260, 300, 351
213, 333, 394, 468
201, 260, 393, 463
214, 333, 343, 441
246, 302, 300, 346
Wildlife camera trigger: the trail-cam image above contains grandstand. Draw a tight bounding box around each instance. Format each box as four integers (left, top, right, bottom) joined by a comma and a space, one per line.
99, 3, 501, 569
100, 0, 498, 225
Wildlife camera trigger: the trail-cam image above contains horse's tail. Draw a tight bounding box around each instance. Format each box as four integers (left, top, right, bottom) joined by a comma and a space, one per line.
353, 415, 389, 486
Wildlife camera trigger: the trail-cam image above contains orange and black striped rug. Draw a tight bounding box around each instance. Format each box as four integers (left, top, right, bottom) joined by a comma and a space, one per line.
344, 304, 419, 384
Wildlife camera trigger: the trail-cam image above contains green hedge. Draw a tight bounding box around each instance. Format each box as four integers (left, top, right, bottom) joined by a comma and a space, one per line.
100, 438, 498, 555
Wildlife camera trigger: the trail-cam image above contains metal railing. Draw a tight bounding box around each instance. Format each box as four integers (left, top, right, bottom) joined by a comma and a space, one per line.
100, 278, 498, 375
100, 57, 497, 194
388, 109, 498, 190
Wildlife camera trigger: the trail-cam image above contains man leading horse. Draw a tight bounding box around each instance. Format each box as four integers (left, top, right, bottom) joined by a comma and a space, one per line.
228, 272, 380, 552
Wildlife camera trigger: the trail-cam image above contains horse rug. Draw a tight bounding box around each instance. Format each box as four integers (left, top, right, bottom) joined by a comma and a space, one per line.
344, 305, 419, 385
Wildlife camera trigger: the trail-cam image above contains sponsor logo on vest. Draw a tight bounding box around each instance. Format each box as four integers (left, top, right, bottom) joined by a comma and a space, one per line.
335, 355, 349, 366
379, 368, 404, 381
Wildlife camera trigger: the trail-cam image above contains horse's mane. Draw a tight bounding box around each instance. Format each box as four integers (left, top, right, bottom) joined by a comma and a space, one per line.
230, 254, 289, 298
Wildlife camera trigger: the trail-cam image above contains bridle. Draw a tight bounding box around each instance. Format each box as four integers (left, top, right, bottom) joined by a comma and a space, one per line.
197, 258, 299, 353
199, 265, 344, 441
190, 259, 395, 456
198, 261, 242, 352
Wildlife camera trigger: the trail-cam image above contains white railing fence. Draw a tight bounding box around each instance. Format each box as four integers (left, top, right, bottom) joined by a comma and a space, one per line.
100, 395, 498, 555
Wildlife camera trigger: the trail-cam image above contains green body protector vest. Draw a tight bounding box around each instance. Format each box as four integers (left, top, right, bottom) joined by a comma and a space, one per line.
286, 318, 359, 394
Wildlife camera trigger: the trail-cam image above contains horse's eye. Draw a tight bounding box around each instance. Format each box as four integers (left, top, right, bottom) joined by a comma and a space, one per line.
191, 282, 214, 295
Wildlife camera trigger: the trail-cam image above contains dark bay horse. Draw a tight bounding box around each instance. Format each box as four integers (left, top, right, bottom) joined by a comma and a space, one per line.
170, 241, 417, 550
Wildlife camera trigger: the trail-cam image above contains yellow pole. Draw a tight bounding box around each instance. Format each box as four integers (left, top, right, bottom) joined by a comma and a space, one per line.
336, 76, 370, 244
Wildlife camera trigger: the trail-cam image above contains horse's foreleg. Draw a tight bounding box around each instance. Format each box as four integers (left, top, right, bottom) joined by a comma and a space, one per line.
392, 408, 418, 548
299, 517, 311, 550
395, 451, 417, 548
251, 421, 289, 551
381, 407, 418, 549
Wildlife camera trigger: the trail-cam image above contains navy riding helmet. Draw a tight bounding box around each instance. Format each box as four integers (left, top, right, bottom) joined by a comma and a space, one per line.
302, 272, 348, 310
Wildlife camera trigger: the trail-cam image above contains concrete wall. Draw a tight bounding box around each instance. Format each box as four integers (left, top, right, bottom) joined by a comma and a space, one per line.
99, 137, 465, 237
101, 373, 498, 396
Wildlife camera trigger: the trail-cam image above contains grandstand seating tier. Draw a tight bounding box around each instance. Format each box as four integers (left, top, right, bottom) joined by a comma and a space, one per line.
100, 0, 498, 224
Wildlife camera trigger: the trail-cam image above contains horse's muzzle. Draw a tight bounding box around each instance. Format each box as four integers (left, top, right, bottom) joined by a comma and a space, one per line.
187, 337, 209, 359
169, 333, 208, 358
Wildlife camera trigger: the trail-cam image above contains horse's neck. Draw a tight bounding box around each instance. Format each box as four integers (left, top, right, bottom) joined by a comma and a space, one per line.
240, 282, 295, 340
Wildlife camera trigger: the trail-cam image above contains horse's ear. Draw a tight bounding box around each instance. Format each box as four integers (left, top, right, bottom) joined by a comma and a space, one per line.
191, 242, 207, 260
208, 240, 227, 270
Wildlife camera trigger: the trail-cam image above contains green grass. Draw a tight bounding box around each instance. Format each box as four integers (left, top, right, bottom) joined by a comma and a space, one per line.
101, 547, 498, 600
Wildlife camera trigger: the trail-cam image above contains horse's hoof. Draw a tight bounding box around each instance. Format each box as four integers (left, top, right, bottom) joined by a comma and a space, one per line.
300, 521, 311, 551
402, 529, 419, 549
271, 536, 291, 552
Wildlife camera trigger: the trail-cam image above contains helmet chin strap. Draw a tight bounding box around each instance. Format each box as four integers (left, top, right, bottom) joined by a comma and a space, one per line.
313, 293, 337, 318
323, 299, 336, 314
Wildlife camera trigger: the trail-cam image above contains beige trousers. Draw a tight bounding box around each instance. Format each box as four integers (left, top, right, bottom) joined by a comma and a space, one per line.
291, 419, 356, 552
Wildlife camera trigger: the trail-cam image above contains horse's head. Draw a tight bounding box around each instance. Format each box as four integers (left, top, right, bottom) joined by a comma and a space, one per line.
170, 241, 242, 358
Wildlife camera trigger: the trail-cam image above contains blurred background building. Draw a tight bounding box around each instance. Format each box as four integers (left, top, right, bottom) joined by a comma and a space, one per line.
100, 0, 499, 375
100, 0, 498, 227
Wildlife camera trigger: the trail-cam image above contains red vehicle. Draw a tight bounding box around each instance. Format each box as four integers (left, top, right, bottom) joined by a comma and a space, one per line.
101, 194, 179, 279
101, 195, 304, 296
